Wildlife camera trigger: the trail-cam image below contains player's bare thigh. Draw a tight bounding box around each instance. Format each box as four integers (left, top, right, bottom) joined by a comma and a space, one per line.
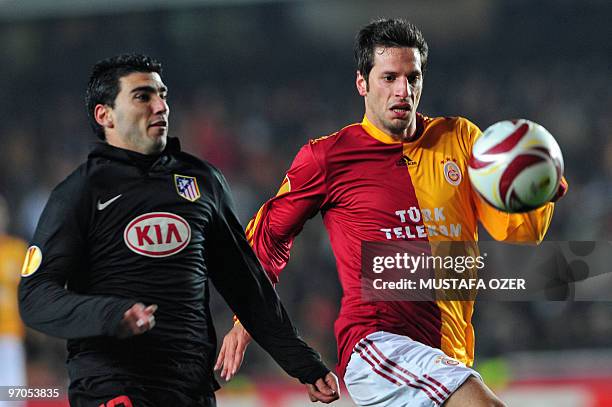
444, 376, 506, 407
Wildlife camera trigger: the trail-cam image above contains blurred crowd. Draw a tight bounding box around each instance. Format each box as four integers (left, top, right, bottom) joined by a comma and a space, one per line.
0, 0, 610, 388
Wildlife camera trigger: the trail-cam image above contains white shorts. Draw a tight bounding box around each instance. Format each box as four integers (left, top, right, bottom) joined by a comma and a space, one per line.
0, 336, 26, 385
344, 331, 481, 407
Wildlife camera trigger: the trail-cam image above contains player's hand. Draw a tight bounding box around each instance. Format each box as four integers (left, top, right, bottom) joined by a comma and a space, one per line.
214, 321, 252, 381
551, 176, 568, 202
306, 372, 340, 403
116, 303, 157, 339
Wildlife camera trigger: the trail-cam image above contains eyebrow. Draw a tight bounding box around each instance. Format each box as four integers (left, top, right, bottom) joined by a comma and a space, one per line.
380, 70, 422, 76
130, 85, 168, 94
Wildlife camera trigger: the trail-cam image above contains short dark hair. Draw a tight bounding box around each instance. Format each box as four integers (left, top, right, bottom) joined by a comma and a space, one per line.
354, 18, 429, 85
86, 53, 162, 140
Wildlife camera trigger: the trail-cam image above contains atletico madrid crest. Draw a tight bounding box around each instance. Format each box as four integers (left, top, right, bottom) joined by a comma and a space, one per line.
174, 174, 201, 202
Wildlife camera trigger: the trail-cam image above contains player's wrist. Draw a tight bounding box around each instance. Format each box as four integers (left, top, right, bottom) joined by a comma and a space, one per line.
299, 365, 331, 385
109, 301, 139, 337
550, 176, 568, 202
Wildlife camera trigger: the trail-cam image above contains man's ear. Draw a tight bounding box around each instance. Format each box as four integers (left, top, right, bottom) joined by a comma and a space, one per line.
94, 104, 114, 129
356, 71, 368, 96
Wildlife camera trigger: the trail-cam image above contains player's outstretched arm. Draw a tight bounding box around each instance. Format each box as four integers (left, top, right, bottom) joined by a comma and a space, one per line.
214, 321, 252, 381
207, 169, 335, 391
19, 181, 138, 339
215, 322, 339, 402
215, 323, 339, 403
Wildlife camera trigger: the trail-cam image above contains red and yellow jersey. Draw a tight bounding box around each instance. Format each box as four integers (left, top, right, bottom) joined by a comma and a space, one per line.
0, 235, 28, 337
246, 114, 555, 378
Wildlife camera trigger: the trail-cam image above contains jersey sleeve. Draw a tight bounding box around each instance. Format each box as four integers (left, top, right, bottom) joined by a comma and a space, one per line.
464, 120, 555, 243
245, 142, 327, 282
206, 169, 329, 384
474, 194, 554, 242
18, 176, 135, 339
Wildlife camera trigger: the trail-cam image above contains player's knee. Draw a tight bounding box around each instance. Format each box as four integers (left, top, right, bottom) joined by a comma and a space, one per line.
445, 394, 506, 407
484, 397, 506, 407
478, 387, 506, 407
447, 396, 506, 407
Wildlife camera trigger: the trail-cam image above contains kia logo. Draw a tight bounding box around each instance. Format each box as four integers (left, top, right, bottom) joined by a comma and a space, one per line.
124, 212, 191, 257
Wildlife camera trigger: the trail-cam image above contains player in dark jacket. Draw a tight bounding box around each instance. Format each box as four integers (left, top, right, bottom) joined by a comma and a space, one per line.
18, 54, 339, 407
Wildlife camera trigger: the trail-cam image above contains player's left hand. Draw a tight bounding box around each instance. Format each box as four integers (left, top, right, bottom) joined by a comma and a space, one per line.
116, 303, 158, 339
214, 321, 252, 381
306, 372, 340, 403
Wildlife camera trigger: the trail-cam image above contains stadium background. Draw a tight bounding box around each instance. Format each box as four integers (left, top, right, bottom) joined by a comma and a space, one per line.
0, 0, 611, 405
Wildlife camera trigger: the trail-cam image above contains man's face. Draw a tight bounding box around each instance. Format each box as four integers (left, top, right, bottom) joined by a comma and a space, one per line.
356, 47, 423, 140
104, 71, 169, 155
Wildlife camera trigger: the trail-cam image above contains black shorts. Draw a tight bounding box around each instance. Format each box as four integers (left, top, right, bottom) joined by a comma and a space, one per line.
68, 375, 216, 407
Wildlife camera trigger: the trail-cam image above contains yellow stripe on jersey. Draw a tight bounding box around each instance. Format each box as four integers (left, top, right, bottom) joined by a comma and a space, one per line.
277, 175, 291, 196
399, 115, 554, 365
246, 175, 292, 246
246, 206, 266, 246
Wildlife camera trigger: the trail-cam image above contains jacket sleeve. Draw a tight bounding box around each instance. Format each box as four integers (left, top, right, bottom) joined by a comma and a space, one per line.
206, 168, 329, 384
18, 176, 135, 339
245, 143, 327, 282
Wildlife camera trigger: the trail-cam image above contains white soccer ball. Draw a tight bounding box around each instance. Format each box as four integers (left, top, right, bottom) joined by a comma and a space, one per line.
468, 119, 564, 213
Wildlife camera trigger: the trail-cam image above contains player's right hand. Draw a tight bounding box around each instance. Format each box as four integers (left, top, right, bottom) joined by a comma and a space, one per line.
214, 321, 252, 381
306, 372, 340, 403
116, 303, 158, 339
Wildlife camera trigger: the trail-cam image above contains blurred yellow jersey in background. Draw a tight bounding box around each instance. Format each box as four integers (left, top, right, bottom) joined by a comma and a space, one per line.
0, 235, 27, 337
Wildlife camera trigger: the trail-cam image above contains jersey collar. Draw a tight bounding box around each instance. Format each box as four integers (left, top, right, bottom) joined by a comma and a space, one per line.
361, 114, 425, 144
89, 137, 181, 166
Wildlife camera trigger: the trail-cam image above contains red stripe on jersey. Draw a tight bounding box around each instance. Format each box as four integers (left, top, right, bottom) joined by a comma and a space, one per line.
323, 123, 442, 378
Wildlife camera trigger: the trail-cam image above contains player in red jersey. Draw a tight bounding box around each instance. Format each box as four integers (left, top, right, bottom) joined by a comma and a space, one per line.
215, 19, 566, 406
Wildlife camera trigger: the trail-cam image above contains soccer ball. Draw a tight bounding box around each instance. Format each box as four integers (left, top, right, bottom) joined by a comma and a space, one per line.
468, 119, 564, 213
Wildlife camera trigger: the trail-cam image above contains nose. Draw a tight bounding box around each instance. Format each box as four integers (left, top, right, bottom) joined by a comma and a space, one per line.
152, 95, 168, 115
394, 77, 411, 99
